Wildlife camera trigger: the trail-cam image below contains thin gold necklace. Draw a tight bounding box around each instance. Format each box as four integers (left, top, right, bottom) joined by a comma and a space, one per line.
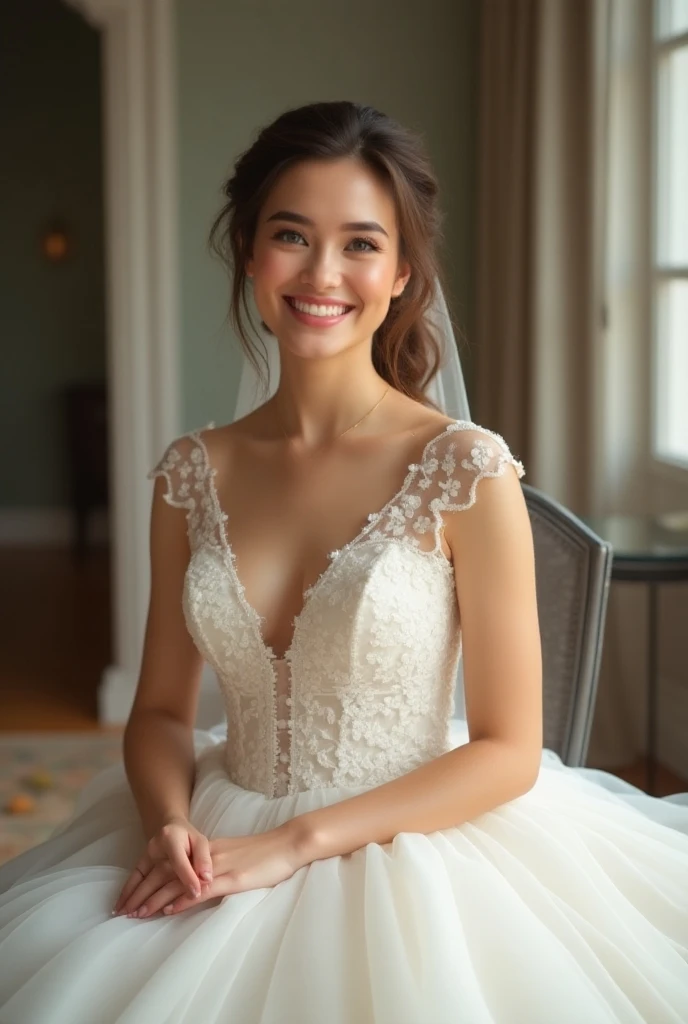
277, 386, 390, 451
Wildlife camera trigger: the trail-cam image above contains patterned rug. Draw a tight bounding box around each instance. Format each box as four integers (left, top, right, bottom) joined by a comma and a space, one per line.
0, 731, 124, 866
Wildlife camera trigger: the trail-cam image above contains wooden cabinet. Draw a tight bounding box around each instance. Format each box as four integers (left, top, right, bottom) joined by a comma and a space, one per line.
63, 381, 109, 557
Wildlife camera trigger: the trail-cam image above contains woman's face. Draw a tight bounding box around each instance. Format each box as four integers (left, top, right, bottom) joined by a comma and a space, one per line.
246, 158, 410, 358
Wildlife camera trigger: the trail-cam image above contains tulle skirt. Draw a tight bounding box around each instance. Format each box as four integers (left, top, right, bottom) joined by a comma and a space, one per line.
1, 719, 687, 1024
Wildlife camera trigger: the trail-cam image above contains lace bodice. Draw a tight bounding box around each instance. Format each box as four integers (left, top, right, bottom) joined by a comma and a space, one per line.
148, 420, 525, 798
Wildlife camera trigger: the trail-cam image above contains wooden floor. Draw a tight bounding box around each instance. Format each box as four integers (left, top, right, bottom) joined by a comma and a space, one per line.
1, 547, 687, 795
608, 757, 687, 797
0, 545, 113, 731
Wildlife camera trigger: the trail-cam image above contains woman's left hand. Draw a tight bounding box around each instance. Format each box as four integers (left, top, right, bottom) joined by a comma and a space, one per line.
114, 820, 314, 919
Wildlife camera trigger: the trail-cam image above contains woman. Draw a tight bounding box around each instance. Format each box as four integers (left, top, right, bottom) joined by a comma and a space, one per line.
0, 100, 686, 1024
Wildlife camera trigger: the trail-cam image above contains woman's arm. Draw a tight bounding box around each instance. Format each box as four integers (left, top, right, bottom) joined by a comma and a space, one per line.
290, 464, 543, 862
123, 475, 206, 841
123, 714, 196, 842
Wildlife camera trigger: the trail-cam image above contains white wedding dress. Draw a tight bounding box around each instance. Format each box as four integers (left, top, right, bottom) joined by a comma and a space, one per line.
1, 419, 687, 1024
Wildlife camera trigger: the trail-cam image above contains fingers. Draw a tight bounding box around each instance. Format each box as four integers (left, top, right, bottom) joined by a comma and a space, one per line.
113, 857, 153, 914
114, 864, 211, 918
160, 894, 197, 916
113, 825, 215, 918
113, 873, 138, 915
127, 878, 187, 919
113, 852, 210, 917
162, 828, 205, 898
190, 831, 213, 887
116, 863, 175, 916
159, 877, 223, 917
124, 876, 215, 920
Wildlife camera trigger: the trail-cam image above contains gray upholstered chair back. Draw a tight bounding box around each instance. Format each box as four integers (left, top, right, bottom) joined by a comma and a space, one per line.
522, 484, 613, 767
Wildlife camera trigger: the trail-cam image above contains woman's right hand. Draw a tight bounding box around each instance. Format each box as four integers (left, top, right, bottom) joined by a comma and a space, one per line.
113, 815, 214, 914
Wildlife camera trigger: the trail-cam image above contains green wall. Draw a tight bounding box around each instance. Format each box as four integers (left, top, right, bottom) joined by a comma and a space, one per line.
176, 0, 478, 432
0, 0, 105, 506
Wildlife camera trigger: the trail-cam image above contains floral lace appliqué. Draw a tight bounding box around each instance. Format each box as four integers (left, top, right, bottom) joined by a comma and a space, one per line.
148, 419, 525, 797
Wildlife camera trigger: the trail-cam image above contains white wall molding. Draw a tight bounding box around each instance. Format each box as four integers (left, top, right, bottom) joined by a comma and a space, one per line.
63, 0, 180, 723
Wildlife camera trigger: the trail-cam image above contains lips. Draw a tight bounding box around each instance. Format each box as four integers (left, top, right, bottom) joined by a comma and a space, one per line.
284, 296, 354, 311
282, 295, 355, 326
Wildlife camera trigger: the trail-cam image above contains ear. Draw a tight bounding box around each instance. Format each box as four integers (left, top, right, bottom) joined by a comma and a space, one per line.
391, 260, 411, 299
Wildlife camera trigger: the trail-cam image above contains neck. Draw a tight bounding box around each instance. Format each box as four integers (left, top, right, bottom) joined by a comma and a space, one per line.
271, 363, 391, 445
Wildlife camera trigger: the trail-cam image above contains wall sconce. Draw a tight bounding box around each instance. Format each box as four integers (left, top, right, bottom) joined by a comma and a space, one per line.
40, 220, 71, 263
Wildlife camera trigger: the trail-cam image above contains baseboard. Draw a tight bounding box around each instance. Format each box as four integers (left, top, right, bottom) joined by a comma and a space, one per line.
0, 507, 110, 546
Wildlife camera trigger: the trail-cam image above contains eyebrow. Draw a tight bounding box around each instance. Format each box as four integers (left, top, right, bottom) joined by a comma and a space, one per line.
265, 210, 389, 238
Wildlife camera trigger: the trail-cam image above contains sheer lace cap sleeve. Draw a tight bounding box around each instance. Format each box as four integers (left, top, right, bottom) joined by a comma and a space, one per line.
365, 420, 525, 554
147, 423, 216, 541
423, 422, 525, 514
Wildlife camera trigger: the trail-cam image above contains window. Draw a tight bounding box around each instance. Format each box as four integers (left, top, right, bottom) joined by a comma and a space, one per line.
652, 0, 688, 468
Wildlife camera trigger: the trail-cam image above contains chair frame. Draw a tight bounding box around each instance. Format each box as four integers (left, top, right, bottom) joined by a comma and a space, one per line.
522, 484, 614, 767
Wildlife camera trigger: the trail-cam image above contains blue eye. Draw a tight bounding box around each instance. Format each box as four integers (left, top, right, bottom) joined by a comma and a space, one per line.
274, 229, 304, 244
271, 229, 381, 253
349, 236, 381, 253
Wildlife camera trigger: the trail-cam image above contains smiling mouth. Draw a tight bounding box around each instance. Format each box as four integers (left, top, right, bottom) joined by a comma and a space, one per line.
284, 296, 355, 314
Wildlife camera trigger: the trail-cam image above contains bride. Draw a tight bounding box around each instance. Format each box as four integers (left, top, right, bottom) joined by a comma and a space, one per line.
1, 100, 687, 1024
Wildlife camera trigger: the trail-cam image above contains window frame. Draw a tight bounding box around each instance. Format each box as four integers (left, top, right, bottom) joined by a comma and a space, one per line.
649, 1, 688, 481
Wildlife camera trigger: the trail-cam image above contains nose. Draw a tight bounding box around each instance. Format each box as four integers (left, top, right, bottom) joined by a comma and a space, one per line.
299, 246, 342, 294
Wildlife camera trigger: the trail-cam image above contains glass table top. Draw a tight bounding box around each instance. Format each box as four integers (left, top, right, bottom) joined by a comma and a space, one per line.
584, 512, 688, 561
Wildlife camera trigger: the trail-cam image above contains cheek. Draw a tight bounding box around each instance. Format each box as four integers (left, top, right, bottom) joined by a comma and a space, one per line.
253, 250, 291, 285
355, 263, 397, 303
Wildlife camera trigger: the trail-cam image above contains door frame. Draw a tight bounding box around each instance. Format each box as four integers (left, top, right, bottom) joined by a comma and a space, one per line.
65, 0, 180, 721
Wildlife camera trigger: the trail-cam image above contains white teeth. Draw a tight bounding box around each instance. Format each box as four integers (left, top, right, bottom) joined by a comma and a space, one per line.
289, 298, 350, 317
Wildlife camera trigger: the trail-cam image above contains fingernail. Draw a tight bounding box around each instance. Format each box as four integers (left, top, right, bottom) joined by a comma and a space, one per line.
137, 905, 148, 918
201, 871, 212, 881
190, 888, 200, 898
163, 904, 174, 914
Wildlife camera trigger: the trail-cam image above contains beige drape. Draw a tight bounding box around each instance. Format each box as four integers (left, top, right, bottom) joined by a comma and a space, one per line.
473, 0, 661, 772
474, 0, 608, 518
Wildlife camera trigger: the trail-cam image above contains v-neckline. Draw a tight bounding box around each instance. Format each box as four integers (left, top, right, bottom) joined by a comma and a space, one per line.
193, 418, 461, 665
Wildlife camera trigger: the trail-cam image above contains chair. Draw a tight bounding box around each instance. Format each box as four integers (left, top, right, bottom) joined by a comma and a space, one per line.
522, 484, 613, 767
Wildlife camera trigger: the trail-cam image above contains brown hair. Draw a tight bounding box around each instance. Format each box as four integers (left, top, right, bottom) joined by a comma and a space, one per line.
209, 100, 459, 410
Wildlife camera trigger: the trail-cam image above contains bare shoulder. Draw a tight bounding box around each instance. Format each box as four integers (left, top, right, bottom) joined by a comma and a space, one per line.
374, 390, 457, 447
197, 405, 271, 469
